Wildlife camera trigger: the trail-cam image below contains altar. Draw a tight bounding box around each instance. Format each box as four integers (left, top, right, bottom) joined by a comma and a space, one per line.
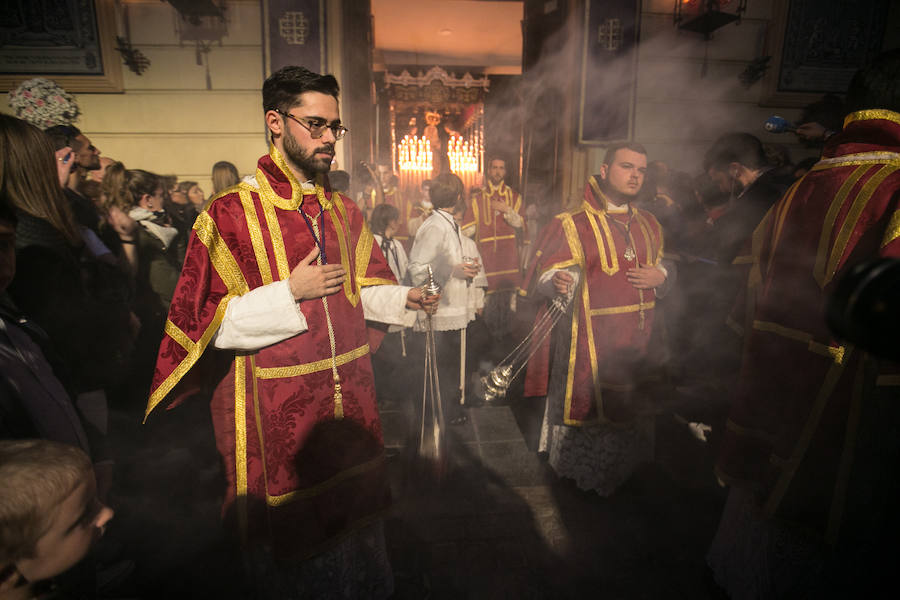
385, 66, 490, 198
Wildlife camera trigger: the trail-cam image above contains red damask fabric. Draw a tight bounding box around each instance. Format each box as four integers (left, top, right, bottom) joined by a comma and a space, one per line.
521, 178, 664, 424
465, 182, 525, 291
716, 110, 900, 538
148, 147, 396, 558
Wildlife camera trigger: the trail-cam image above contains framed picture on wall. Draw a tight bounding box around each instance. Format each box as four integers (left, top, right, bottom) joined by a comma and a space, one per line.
0, 0, 123, 93
761, 0, 890, 107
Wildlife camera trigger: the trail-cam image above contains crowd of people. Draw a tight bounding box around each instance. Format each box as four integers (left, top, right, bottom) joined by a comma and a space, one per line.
1, 48, 898, 598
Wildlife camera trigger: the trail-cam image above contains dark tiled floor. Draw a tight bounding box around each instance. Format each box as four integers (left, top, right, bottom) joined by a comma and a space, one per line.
104, 383, 727, 598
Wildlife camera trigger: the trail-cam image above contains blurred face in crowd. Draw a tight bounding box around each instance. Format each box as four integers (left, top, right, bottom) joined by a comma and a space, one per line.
599, 148, 647, 203
377, 165, 392, 188
0, 220, 15, 293
88, 157, 115, 183
188, 184, 205, 208
141, 187, 165, 212
488, 159, 506, 185
267, 91, 338, 181
73, 134, 101, 171
707, 164, 741, 195
15, 478, 113, 583
385, 217, 400, 239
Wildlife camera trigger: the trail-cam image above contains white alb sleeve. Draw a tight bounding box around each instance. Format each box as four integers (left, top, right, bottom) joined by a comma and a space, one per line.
537, 266, 581, 300
361, 285, 418, 328
212, 280, 308, 351
503, 210, 524, 228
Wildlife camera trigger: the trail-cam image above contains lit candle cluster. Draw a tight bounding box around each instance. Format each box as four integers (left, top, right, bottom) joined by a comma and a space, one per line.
398, 135, 433, 172
447, 135, 479, 173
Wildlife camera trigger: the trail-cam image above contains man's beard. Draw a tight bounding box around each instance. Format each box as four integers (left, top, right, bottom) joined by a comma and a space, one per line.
79, 156, 101, 171
283, 129, 334, 179
600, 178, 639, 204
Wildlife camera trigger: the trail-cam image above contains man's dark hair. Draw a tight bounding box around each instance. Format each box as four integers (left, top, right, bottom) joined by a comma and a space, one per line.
844, 49, 900, 115
329, 170, 350, 193
43, 125, 82, 152
487, 156, 507, 167
602, 142, 648, 166
703, 133, 767, 172
369, 203, 400, 236
430, 172, 464, 209
262, 66, 340, 113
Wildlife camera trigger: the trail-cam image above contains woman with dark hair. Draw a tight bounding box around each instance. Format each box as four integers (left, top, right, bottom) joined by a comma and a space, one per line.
101, 167, 186, 383
0, 114, 133, 396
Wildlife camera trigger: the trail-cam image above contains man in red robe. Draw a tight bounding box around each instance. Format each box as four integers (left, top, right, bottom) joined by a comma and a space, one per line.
708, 51, 900, 598
521, 142, 669, 496
462, 158, 526, 363
145, 66, 435, 598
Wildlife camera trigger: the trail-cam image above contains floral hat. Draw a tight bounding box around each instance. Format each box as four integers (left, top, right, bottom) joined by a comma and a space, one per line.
8, 78, 81, 129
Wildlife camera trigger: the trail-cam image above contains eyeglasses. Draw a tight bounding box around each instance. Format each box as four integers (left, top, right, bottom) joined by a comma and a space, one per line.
275, 109, 348, 140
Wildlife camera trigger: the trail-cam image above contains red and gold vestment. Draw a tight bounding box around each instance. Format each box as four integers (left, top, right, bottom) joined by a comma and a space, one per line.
717, 109, 900, 542
521, 177, 664, 424
463, 181, 525, 292
146, 146, 396, 559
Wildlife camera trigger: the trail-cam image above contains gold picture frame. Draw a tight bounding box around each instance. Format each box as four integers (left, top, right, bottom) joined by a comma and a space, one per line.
0, 0, 123, 93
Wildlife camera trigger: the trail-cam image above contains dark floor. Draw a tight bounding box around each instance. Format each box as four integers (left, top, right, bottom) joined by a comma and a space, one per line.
100, 380, 728, 599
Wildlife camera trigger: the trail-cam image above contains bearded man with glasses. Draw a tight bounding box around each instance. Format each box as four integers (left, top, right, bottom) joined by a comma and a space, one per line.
145, 66, 437, 598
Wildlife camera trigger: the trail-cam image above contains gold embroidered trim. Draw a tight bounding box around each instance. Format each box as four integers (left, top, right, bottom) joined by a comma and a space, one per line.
881, 209, 900, 248
843, 109, 900, 129
250, 354, 269, 506
254, 344, 370, 379
193, 212, 249, 294
326, 196, 355, 304
764, 348, 853, 518
812, 153, 900, 170
563, 288, 582, 426
823, 164, 899, 287
239, 189, 274, 285
355, 221, 377, 297
234, 354, 248, 541
584, 209, 618, 275
812, 167, 868, 287
164, 320, 194, 352
485, 268, 520, 277
588, 301, 655, 316
827, 359, 865, 544
560, 214, 586, 269
753, 320, 845, 363
767, 181, 802, 276
258, 189, 291, 280
358, 277, 395, 287
260, 144, 303, 210
480, 234, 517, 243
266, 452, 385, 506
145, 297, 232, 419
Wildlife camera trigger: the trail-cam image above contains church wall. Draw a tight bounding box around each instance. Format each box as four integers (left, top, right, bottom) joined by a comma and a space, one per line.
1, 0, 356, 197
568, 0, 816, 195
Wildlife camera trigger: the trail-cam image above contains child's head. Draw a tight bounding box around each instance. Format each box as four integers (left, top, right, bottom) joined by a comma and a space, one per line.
0, 440, 113, 584
430, 173, 463, 210
370, 203, 400, 237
